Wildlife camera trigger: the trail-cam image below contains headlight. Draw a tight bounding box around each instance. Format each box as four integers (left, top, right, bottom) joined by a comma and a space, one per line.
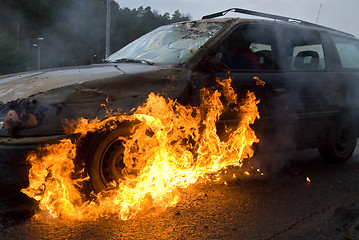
0, 109, 6, 130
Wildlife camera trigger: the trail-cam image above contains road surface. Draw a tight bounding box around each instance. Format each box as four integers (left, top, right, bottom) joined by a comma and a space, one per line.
1, 147, 359, 240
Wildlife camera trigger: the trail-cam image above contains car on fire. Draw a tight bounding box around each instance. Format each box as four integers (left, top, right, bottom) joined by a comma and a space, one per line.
1, 8, 359, 192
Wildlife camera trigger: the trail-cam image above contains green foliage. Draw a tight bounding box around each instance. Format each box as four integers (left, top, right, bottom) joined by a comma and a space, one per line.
0, 0, 191, 74
0, 31, 27, 75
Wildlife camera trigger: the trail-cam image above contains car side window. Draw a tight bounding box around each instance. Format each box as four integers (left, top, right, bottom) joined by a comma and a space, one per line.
218, 24, 278, 71
282, 27, 326, 71
331, 35, 359, 69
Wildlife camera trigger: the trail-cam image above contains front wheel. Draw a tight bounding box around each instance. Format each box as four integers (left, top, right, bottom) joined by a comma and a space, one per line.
84, 127, 130, 193
319, 113, 357, 163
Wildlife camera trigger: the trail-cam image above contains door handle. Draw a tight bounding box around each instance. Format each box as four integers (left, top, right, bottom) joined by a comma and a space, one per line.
272, 88, 286, 94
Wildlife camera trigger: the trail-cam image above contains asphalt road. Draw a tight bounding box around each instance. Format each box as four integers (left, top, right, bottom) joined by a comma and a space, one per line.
1, 147, 359, 240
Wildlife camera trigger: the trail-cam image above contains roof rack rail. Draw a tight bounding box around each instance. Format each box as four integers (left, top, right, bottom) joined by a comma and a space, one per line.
202, 8, 353, 36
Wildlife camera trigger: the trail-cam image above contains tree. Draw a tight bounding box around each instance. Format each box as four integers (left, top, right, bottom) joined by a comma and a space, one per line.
171, 10, 191, 23
0, 1, 191, 74
0, 31, 27, 75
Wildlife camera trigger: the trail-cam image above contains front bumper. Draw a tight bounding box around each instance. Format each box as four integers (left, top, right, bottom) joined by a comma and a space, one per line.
0, 134, 71, 186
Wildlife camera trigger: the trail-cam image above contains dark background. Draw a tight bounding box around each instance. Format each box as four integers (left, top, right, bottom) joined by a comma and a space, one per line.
0, 0, 190, 75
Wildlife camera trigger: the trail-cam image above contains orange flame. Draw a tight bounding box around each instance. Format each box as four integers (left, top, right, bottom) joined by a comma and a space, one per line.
21, 77, 261, 220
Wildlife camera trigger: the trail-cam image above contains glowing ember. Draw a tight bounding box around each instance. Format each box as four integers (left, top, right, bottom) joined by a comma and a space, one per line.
306, 177, 311, 183
254, 76, 265, 86
21, 77, 261, 220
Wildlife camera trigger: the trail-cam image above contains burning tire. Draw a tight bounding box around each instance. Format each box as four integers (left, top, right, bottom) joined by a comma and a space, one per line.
319, 113, 357, 163
85, 127, 130, 193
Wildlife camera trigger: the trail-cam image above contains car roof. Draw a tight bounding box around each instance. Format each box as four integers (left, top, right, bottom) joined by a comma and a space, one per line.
200, 8, 355, 38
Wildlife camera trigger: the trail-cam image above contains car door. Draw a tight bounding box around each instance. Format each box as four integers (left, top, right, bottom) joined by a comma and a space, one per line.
329, 33, 359, 114
190, 22, 290, 144
277, 24, 346, 147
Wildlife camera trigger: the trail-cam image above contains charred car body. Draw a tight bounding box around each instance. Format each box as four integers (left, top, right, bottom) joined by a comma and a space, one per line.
1, 8, 359, 192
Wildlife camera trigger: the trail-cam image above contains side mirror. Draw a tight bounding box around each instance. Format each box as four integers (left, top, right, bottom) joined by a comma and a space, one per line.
195, 51, 228, 72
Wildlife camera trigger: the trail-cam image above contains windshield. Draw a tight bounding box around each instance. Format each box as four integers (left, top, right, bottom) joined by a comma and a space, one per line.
106, 21, 225, 65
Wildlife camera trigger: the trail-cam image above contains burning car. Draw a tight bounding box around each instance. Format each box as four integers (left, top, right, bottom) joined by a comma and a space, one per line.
1, 8, 359, 195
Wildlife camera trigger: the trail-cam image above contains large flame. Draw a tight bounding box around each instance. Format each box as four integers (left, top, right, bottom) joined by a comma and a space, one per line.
21, 77, 261, 220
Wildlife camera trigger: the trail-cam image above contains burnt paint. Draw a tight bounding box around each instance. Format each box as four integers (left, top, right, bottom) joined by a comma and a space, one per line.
0, 64, 191, 138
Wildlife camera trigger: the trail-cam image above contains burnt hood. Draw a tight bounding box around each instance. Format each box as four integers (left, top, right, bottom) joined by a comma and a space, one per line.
0, 63, 168, 104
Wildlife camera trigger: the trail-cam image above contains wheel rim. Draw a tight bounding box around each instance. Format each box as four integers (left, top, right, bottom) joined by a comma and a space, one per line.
100, 138, 126, 187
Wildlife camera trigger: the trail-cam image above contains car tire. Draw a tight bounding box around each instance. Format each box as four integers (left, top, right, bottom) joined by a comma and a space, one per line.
85, 127, 130, 193
319, 113, 357, 163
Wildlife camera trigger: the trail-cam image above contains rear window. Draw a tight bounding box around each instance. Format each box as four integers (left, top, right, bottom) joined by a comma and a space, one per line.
331, 35, 359, 69
281, 26, 326, 71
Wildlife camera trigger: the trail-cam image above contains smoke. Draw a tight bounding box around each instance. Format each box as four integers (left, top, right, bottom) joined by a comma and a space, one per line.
252, 96, 298, 174
35, 1, 107, 69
